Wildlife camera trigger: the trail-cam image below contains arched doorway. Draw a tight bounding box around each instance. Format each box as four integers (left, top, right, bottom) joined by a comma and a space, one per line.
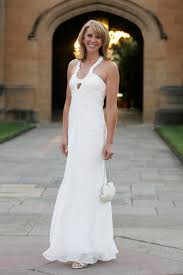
28, 0, 167, 122
52, 11, 144, 121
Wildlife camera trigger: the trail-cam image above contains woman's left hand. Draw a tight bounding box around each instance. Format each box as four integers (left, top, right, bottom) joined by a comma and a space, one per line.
102, 143, 114, 160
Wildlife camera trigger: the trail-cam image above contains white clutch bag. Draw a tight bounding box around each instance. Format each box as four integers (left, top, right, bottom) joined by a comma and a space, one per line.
100, 159, 116, 203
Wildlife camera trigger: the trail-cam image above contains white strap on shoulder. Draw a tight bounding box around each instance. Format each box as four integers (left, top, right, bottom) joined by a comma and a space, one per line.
73, 59, 81, 75
90, 56, 103, 72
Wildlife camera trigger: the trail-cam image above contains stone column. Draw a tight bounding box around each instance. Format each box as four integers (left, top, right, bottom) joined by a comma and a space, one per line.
0, 0, 5, 119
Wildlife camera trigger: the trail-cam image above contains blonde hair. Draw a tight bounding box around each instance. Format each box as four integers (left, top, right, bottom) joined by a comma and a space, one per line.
75, 20, 112, 61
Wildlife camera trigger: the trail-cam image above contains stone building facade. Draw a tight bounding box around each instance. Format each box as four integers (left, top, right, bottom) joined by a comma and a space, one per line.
0, 0, 183, 123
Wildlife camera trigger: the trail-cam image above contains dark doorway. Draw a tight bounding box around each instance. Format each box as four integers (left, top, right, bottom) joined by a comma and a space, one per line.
52, 11, 143, 121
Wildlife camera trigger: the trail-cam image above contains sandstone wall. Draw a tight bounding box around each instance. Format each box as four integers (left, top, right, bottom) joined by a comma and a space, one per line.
3, 0, 183, 122
0, 0, 5, 118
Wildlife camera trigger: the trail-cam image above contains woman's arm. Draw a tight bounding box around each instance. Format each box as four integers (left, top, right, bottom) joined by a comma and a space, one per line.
60, 59, 77, 156
62, 75, 72, 141
103, 61, 119, 159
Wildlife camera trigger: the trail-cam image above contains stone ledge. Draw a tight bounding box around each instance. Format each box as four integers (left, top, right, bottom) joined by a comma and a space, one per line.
0, 83, 5, 96
160, 85, 183, 93
154, 108, 183, 126
5, 108, 37, 122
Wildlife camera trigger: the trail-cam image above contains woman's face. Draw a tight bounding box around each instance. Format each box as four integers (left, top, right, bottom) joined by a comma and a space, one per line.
83, 26, 103, 54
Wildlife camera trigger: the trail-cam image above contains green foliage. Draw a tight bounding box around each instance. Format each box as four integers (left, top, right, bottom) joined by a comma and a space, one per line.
112, 38, 141, 108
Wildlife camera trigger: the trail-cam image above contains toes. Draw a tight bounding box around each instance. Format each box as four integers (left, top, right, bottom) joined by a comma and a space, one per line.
72, 262, 87, 268
72, 262, 80, 268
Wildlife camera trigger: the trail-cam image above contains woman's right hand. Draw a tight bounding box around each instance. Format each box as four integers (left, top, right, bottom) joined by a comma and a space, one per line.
60, 136, 68, 156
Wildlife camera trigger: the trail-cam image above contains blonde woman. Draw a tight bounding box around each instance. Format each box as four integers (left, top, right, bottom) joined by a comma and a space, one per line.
43, 19, 119, 269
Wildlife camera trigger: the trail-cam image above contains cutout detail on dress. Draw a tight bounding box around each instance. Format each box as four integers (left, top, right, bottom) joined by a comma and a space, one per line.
77, 83, 81, 90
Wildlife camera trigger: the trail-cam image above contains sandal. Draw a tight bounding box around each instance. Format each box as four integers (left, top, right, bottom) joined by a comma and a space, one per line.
72, 262, 88, 269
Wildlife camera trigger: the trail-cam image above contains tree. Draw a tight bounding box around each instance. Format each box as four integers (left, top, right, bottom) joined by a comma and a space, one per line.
112, 38, 141, 108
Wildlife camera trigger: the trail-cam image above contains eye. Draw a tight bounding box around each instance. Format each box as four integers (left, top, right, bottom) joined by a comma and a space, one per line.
96, 35, 101, 39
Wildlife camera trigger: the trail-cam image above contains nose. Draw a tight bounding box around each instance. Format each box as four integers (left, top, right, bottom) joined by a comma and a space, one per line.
90, 36, 96, 43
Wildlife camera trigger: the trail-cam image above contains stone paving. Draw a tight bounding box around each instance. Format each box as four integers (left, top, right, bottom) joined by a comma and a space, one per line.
0, 111, 183, 274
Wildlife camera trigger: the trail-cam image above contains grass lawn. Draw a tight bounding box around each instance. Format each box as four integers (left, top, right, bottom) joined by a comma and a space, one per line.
155, 125, 183, 160
0, 121, 36, 143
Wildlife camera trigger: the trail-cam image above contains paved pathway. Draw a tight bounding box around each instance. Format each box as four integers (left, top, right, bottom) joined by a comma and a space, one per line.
0, 111, 183, 274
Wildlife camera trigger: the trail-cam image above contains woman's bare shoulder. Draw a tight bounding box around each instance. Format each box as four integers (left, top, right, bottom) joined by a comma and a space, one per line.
104, 60, 118, 70
67, 59, 79, 75
101, 60, 119, 78
68, 59, 78, 68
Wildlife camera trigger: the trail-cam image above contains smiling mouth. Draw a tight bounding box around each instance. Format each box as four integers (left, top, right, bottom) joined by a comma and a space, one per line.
88, 44, 97, 47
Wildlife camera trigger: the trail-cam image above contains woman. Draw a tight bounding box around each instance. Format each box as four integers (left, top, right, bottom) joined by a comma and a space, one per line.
42, 19, 119, 269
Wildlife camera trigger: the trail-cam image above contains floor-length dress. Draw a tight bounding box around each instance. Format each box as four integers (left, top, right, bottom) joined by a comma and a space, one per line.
42, 56, 119, 264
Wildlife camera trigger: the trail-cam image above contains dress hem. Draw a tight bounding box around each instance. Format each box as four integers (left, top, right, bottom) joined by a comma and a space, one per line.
42, 249, 119, 264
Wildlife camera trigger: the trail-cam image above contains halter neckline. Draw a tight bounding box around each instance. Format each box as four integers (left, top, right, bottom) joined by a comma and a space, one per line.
76, 56, 103, 81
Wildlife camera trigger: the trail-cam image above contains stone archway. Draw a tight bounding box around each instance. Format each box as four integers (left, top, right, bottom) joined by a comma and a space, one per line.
28, 0, 168, 122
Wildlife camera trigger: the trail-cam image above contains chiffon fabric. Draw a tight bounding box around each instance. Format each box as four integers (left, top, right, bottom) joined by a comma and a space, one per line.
42, 56, 119, 264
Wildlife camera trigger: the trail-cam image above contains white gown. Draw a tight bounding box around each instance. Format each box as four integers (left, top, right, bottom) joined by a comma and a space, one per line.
42, 56, 119, 264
